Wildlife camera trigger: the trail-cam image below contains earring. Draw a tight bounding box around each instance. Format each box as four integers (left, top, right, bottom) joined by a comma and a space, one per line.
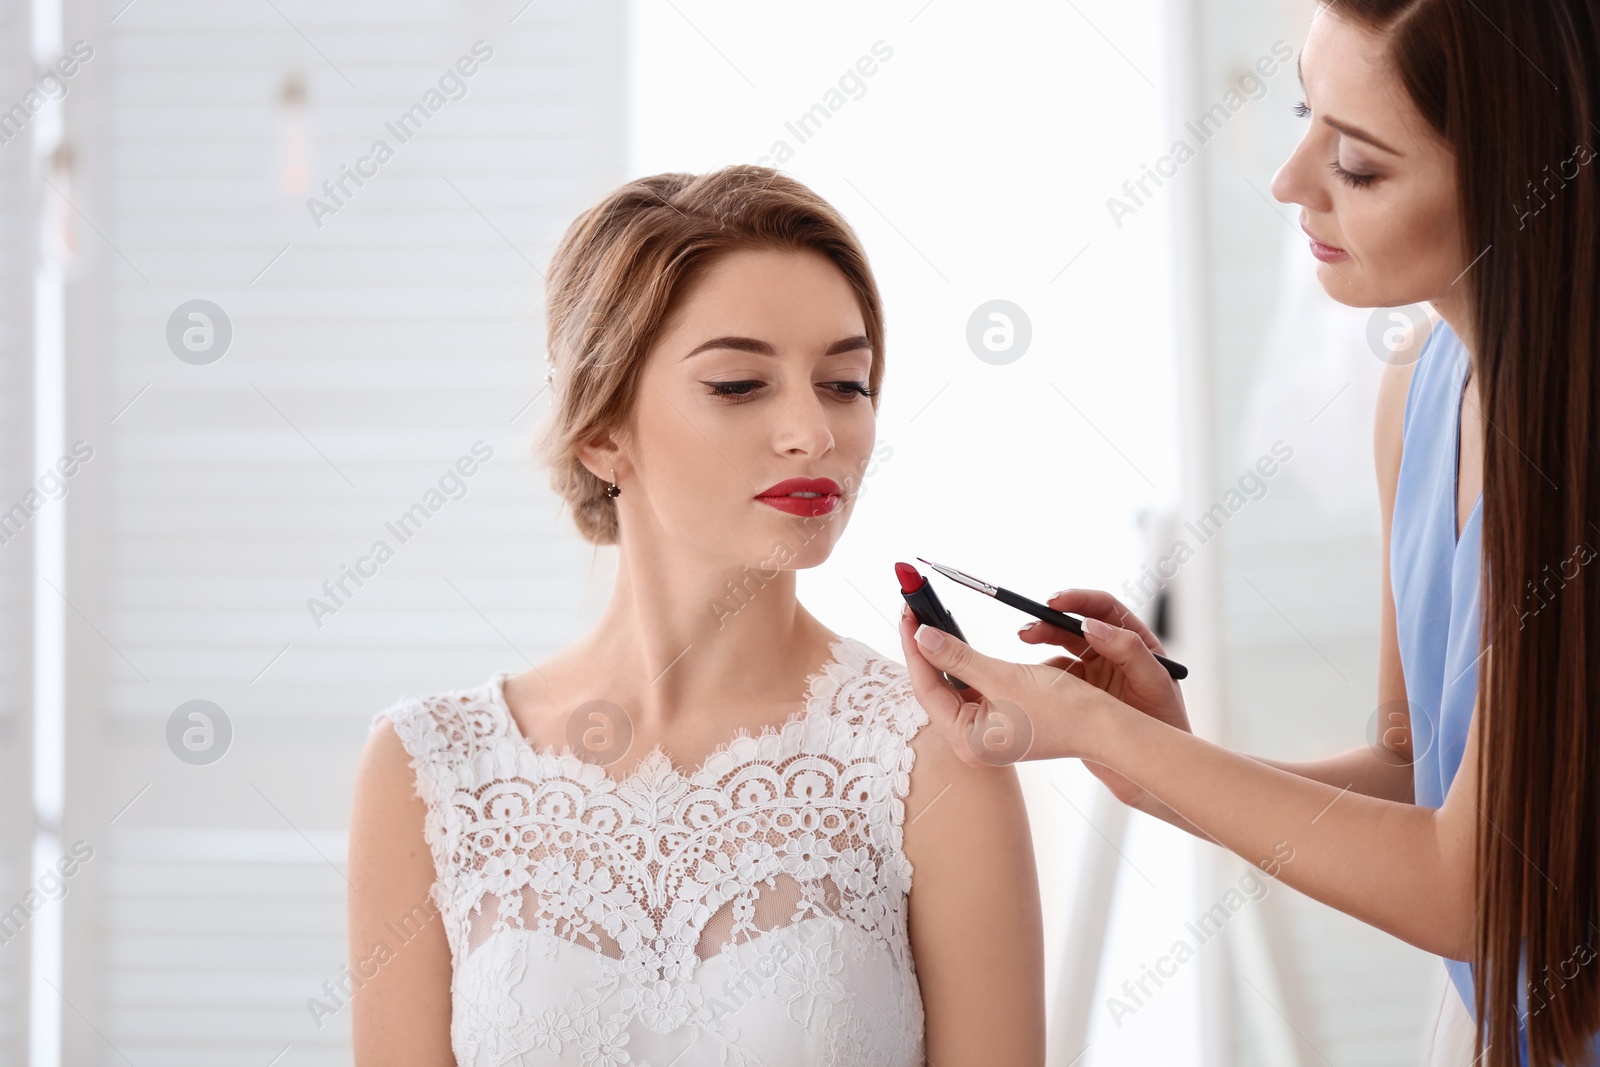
604, 467, 621, 499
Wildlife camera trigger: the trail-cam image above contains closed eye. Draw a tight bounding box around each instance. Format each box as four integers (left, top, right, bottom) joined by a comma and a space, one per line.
1328, 159, 1377, 188
703, 380, 879, 402
705, 380, 761, 398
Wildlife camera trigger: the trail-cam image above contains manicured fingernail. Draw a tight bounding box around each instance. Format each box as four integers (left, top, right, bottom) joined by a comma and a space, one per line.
915, 625, 945, 651
1019, 621, 1039, 634
1083, 617, 1112, 640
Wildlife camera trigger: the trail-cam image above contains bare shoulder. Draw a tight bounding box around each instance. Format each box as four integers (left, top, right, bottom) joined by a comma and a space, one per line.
892, 666, 1035, 881
355, 713, 421, 808
897, 676, 1032, 866
890, 668, 1046, 1064
349, 714, 454, 1060
351, 713, 430, 866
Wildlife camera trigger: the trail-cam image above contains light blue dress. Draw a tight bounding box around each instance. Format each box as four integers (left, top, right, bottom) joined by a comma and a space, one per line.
1390, 318, 1571, 1064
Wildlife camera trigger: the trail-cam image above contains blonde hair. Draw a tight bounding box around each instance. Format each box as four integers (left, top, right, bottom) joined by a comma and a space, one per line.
537, 165, 886, 545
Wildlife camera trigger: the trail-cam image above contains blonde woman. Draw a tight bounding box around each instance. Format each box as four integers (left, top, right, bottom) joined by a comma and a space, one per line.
346, 166, 1045, 1066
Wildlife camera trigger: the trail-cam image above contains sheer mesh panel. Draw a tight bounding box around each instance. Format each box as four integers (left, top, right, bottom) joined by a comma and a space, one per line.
464, 873, 845, 960
379, 635, 930, 1066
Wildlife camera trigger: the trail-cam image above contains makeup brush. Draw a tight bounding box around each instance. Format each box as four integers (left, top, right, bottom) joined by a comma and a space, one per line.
916, 558, 1189, 681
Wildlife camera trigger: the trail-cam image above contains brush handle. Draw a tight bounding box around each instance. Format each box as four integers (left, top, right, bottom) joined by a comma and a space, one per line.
995, 587, 1189, 681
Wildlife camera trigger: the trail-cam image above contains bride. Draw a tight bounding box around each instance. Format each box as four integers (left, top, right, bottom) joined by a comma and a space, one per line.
346, 165, 1046, 1066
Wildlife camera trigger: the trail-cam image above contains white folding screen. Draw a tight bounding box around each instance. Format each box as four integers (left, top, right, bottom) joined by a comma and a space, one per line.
1, 0, 37, 1060
51, 1, 626, 1062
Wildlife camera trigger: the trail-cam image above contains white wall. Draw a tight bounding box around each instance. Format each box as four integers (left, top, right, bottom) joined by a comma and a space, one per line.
627, 2, 1190, 1064
54, 2, 626, 1062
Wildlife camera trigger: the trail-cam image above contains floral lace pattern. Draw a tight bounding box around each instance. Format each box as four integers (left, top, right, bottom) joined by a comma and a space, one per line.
376, 636, 929, 1066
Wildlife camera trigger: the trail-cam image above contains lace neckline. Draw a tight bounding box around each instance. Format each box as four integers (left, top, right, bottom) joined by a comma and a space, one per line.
487, 632, 862, 788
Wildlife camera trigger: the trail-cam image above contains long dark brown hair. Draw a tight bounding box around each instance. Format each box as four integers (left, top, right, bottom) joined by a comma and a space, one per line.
1327, 1, 1600, 1063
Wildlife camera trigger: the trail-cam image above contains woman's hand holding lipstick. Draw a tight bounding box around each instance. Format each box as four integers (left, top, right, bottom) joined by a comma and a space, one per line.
897, 588, 1198, 827
895, 602, 1097, 767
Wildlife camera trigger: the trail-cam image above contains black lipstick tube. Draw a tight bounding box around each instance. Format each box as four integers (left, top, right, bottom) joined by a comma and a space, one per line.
900, 569, 971, 691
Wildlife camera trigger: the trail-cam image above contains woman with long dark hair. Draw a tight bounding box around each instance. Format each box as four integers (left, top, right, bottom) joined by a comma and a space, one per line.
898, 2, 1600, 1064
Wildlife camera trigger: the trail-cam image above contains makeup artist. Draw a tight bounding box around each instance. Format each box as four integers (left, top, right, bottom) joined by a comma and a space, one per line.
899, 4, 1599, 1066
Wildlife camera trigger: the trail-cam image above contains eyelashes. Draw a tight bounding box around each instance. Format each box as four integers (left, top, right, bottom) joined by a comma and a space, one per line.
1328, 159, 1377, 188
703, 380, 879, 402
1294, 99, 1379, 188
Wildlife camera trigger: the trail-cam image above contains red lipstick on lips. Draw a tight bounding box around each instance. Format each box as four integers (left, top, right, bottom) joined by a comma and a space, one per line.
755, 477, 842, 517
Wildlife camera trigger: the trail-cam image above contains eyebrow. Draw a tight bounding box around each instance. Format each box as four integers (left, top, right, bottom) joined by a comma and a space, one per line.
1296, 53, 1403, 157
681, 334, 872, 360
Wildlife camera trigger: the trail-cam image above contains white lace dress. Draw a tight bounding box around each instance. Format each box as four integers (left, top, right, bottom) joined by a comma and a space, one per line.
376, 635, 930, 1066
